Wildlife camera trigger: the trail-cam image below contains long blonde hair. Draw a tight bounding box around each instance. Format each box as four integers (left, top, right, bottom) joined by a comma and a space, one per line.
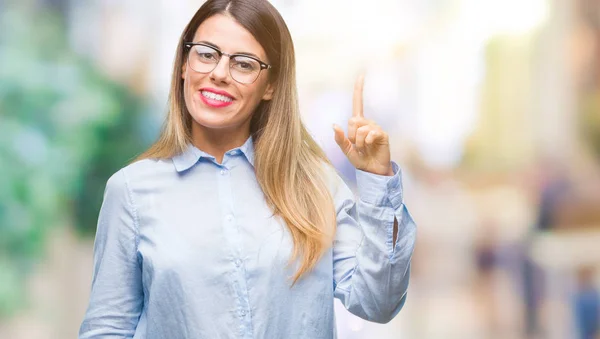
137, 0, 336, 284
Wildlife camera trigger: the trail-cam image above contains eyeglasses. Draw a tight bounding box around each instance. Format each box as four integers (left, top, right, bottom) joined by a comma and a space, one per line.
184, 42, 272, 84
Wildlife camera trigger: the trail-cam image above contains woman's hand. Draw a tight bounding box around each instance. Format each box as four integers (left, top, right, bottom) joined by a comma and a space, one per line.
333, 74, 393, 176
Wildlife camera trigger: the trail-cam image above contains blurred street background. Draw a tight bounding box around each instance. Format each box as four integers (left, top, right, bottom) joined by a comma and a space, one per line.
1, 0, 600, 338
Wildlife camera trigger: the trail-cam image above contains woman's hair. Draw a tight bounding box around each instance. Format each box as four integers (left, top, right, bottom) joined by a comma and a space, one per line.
137, 0, 336, 284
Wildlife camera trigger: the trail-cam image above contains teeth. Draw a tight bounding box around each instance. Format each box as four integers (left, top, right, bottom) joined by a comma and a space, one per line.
201, 91, 233, 103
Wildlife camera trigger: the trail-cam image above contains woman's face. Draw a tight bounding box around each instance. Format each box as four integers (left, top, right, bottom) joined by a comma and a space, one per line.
182, 14, 274, 137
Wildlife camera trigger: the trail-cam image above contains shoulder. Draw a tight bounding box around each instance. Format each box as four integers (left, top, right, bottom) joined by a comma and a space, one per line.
105, 157, 178, 192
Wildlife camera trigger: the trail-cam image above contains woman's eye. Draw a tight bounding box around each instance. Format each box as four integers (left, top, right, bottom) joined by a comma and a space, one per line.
238, 62, 252, 69
193, 45, 219, 62
232, 58, 258, 72
199, 52, 216, 60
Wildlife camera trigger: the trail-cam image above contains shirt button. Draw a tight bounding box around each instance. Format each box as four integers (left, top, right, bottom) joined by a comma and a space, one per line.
226, 214, 234, 222
240, 309, 246, 316
235, 259, 242, 267
220, 169, 227, 175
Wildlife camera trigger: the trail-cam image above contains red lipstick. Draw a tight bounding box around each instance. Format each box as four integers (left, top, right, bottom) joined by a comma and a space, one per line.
198, 88, 235, 108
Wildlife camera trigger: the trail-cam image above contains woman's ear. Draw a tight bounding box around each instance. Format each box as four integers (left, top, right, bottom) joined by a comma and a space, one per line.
181, 62, 187, 80
262, 83, 274, 101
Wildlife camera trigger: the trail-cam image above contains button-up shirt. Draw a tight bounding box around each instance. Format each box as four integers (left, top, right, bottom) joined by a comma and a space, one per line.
78, 136, 416, 339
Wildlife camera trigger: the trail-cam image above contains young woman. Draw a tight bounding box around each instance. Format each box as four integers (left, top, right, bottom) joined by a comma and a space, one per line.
79, 0, 416, 338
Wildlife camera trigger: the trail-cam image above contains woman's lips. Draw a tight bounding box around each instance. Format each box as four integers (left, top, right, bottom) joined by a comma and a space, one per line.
198, 89, 235, 108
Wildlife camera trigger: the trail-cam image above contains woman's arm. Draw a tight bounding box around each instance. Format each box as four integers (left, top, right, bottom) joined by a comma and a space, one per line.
79, 169, 144, 338
332, 162, 416, 324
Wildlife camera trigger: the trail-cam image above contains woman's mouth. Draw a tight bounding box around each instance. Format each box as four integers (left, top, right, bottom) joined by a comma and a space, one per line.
198, 89, 234, 108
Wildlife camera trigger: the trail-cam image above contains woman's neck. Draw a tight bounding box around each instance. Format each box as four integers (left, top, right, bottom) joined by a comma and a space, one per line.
191, 123, 251, 164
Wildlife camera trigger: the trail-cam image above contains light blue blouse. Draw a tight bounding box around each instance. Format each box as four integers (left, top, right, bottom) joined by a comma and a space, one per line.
78, 136, 416, 339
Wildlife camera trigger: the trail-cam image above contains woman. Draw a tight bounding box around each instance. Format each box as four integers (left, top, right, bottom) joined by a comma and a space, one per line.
79, 0, 416, 338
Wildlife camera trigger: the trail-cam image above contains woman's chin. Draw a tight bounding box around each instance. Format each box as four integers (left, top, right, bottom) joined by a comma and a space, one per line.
191, 116, 228, 130
189, 111, 239, 131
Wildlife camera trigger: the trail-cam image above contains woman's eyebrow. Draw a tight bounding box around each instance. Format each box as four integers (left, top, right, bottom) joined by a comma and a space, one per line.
196, 40, 220, 49
196, 40, 261, 59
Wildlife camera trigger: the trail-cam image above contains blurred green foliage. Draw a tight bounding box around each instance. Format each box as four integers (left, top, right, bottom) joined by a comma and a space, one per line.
0, 5, 148, 317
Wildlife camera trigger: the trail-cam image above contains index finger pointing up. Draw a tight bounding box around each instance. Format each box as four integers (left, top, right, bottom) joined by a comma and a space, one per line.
353, 73, 365, 117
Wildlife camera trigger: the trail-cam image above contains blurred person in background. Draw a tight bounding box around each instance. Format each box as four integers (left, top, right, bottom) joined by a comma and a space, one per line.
473, 220, 502, 337
573, 267, 599, 339
77, 0, 417, 338
523, 157, 570, 338
525, 152, 600, 339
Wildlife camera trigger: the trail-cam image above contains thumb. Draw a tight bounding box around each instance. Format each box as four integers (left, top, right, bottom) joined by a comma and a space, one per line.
333, 124, 352, 155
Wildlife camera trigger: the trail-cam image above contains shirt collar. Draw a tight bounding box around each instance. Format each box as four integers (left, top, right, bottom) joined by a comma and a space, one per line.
172, 136, 255, 172
239, 135, 255, 167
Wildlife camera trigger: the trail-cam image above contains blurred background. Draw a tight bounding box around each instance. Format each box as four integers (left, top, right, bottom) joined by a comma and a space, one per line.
1, 0, 599, 338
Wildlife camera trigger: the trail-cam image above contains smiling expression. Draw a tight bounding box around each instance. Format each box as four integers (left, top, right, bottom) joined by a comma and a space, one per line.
181, 13, 274, 138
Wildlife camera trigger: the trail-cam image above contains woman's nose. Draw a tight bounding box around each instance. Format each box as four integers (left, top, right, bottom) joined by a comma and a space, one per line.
209, 57, 231, 84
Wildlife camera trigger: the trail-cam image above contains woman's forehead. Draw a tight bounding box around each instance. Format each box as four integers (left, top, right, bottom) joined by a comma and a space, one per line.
192, 14, 267, 60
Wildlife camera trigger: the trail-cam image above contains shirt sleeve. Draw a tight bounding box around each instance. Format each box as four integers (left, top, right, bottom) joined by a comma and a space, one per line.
332, 161, 416, 324
79, 169, 144, 338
